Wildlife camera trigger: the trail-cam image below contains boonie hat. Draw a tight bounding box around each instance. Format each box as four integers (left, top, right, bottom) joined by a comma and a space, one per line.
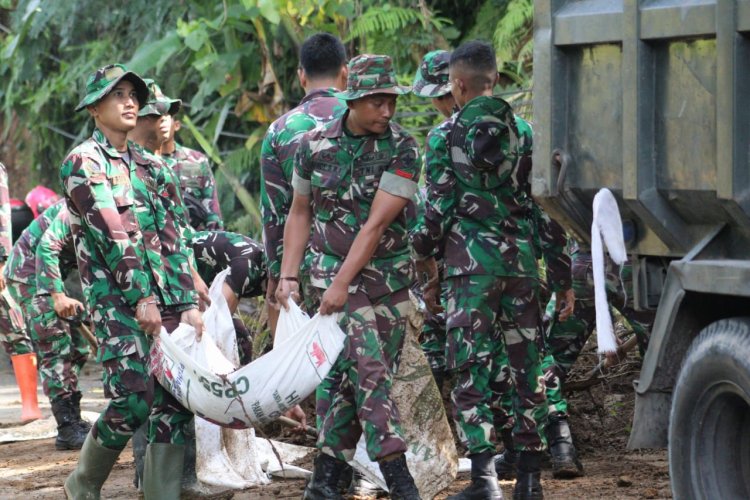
75, 63, 149, 112
335, 54, 410, 101
139, 79, 182, 117
450, 95, 520, 188
412, 50, 452, 98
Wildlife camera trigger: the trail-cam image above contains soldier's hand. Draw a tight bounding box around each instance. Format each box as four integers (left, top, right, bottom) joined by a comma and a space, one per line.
319, 281, 347, 316
266, 277, 279, 308
275, 278, 299, 311
193, 272, 211, 311
0, 263, 5, 290
51, 292, 84, 318
135, 296, 162, 336
423, 280, 444, 315
556, 288, 576, 322
181, 308, 205, 341
283, 405, 307, 433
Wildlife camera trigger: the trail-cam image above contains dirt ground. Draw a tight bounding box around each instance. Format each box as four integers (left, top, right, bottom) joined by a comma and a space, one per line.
0, 337, 672, 499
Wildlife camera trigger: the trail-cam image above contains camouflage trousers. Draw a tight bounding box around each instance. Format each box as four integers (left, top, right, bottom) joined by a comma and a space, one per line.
316, 286, 409, 462
27, 293, 90, 402
192, 230, 266, 298
91, 307, 193, 450
446, 274, 547, 454
420, 308, 446, 373
0, 284, 33, 356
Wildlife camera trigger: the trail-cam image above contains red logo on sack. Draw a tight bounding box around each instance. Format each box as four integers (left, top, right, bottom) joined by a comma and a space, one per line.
395, 169, 413, 180
310, 342, 327, 368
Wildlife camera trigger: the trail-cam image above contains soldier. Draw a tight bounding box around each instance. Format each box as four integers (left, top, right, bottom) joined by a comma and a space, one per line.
261, 32, 347, 331
412, 41, 547, 500
5, 199, 90, 448
276, 54, 421, 500
61, 63, 203, 500
410, 49, 454, 390
0, 161, 42, 423
162, 121, 222, 231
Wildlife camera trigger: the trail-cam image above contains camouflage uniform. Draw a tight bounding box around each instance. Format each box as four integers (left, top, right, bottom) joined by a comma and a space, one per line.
291, 55, 419, 462
0, 162, 34, 356
163, 143, 223, 231
260, 87, 344, 312
190, 230, 266, 298
61, 121, 198, 449
412, 96, 548, 454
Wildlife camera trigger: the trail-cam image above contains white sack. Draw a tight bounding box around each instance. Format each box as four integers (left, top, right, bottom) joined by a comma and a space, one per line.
591, 188, 627, 353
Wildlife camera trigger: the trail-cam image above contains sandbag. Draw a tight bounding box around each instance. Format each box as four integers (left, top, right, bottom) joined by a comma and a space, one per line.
350, 293, 458, 499
150, 277, 346, 428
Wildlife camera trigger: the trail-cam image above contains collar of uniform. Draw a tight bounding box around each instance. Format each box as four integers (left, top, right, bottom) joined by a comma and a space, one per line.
321, 110, 393, 141
299, 87, 338, 106
92, 128, 125, 159
128, 141, 159, 167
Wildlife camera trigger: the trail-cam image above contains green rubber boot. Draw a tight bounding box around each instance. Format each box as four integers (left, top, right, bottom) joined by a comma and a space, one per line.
143, 443, 185, 500
63, 433, 121, 499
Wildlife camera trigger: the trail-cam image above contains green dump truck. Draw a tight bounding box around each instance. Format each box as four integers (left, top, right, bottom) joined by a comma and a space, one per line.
532, 1, 750, 498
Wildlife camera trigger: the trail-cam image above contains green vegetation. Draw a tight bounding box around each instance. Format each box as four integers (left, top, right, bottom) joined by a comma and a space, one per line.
0, 0, 532, 237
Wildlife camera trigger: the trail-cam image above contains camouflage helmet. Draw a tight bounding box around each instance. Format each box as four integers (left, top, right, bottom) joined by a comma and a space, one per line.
412, 50, 452, 98
138, 79, 182, 117
450, 95, 520, 190
335, 54, 410, 101
75, 63, 149, 112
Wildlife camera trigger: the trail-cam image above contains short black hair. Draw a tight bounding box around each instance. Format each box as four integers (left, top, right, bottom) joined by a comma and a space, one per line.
450, 40, 497, 91
299, 33, 347, 80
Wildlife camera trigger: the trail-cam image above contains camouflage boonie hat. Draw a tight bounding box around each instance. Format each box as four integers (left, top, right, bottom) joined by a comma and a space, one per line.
138, 79, 182, 117
335, 54, 410, 101
450, 95, 520, 190
75, 63, 149, 112
412, 50, 452, 98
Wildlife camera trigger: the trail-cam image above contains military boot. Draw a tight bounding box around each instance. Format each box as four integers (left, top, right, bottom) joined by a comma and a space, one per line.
547, 414, 584, 478
495, 430, 518, 480
448, 451, 503, 499
303, 453, 346, 500
513, 451, 543, 500
378, 454, 421, 500
70, 391, 92, 433
143, 443, 185, 500
64, 433, 121, 499
52, 397, 88, 450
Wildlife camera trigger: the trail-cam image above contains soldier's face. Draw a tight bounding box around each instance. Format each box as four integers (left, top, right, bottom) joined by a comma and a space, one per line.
432, 93, 456, 118
348, 94, 397, 135
92, 80, 139, 131
138, 113, 172, 145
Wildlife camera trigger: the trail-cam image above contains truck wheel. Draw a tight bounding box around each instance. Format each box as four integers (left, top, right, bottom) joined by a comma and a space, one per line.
669, 318, 750, 499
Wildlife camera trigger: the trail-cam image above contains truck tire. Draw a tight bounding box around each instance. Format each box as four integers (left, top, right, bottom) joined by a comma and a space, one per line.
669, 317, 750, 500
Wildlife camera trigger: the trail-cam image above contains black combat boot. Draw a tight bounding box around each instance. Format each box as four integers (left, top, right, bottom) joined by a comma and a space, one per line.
513, 451, 543, 500
495, 430, 518, 480
378, 454, 421, 500
303, 453, 347, 500
547, 414, 584, 478
51, 397, 88, 450
448, 451, 503, 499
70, 391, 92, 433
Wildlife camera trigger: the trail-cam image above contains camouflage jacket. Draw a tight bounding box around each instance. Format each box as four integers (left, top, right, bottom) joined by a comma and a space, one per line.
0, 163, 11, 260
411, 113, 539, 278
60, 128, 197, 312
292, 112, 421, 297
4, 199, 66, 285
260, 88, 344, 279
513, 117, 571, 292
35, 206, 78, 295
163, 142, 223, 231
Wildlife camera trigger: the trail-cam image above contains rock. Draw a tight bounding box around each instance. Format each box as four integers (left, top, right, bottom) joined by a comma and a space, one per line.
617, 476, 632, 487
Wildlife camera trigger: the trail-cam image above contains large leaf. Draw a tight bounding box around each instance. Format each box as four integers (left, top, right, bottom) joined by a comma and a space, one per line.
127, 31, 182, 74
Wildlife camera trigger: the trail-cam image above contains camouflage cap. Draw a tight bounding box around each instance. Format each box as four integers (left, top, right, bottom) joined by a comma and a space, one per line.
138, 79, 182, 117
412, 50, 452, 98
74, 63, 149, 112
450, 95, 520, 189
335, 54, 410, 101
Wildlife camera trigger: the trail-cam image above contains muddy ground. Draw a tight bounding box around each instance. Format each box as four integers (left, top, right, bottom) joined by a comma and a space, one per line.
0, 336, 671, 499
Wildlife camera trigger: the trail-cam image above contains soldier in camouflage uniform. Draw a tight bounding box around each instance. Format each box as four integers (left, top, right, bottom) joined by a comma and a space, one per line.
410, 50, 454, 388
5, 199, 91, 448
261, 32, 347, 332
276, 54, 421, 500
61, 64, 203, 500
412, 41, 547, 500
0, 162, 42, 423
